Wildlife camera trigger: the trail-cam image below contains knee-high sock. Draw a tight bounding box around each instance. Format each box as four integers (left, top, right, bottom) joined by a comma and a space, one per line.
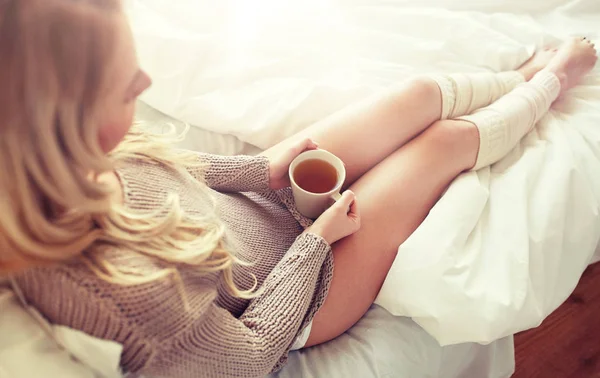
431, 71, 525, 119
458, 71, 561, 171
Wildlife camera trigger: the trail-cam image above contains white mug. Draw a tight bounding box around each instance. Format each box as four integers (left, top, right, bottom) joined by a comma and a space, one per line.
289, 149, 346, 219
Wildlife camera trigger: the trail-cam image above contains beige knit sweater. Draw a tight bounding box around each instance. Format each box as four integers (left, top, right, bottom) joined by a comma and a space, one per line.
14, 153, 334, 378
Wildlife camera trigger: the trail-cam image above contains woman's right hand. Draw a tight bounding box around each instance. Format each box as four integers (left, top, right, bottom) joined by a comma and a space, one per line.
305, 190, 361, 245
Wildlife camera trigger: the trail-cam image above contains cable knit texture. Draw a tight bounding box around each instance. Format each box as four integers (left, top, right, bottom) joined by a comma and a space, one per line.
14, 154, 334, 378
430, 71, 525, 119
459, 71, 561, 170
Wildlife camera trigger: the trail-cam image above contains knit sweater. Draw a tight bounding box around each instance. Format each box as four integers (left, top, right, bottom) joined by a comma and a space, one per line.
14, 153, 335, 378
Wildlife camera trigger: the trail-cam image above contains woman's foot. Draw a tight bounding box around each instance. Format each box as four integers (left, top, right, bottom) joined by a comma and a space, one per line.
517, 47, 558, 81
544, 37, 597, 92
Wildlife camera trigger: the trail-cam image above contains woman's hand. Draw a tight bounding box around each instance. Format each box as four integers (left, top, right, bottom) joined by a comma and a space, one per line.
306, 190, 361, 245
267, 138, 319, 190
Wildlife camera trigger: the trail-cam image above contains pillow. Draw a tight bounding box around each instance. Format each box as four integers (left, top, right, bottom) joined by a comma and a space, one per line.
0, 286, 123, 378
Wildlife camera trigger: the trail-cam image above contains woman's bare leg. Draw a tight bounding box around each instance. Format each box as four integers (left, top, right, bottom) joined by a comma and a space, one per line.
305, 120, 479, 345
262, 51, 554, 187
304, 37, 597, 346
263, 77, 443, 186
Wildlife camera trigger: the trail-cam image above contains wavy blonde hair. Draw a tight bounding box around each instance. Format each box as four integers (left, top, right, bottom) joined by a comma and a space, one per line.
0, 0, 253, 301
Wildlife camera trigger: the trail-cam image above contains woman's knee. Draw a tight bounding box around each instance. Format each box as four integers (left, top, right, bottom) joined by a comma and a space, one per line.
388, 76, 442, 119
403, 76, 441, 100
423, 119, 480, 168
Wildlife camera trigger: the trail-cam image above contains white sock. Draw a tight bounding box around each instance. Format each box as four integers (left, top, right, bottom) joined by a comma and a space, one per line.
458, 71, 561, 171
431, 71, 525, 119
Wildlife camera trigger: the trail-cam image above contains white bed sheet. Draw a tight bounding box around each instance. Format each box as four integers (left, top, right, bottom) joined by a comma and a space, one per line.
135, 103, 515, 378
128, 0, 600, 347
271, 306, 513, 378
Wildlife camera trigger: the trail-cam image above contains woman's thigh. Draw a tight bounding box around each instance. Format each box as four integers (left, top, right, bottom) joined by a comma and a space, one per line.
304, 120, 479, 347
261, 77, 442, 187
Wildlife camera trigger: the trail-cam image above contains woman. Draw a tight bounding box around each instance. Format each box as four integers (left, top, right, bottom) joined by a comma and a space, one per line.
0, 0, 596, 377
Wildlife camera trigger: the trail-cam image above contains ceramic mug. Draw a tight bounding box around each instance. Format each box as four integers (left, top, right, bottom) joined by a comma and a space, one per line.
289, 149, 346, 219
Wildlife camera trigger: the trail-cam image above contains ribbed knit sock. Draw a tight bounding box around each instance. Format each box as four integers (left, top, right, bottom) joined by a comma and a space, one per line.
431, 71, 525, 119
457, 71, 561, 170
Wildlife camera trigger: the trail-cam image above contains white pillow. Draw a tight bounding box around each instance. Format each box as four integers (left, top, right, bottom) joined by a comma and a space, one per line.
0, 286, 123, 378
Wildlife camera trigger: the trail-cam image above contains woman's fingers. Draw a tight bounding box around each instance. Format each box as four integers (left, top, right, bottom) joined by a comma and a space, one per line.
297, 137, 318, 151
336, 190, 355, 211
349, 195, 359, 218
302, 138, 319, 151
286, 138, 318, 162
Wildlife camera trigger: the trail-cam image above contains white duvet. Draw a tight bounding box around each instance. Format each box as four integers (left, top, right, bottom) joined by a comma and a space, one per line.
128, 0, 600, 346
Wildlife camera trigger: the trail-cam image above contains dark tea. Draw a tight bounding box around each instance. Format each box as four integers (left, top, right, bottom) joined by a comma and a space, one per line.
293, 159, 338, 194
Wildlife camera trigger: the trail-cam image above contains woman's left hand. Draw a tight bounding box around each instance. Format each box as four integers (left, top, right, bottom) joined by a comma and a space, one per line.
267, 138, 319, 190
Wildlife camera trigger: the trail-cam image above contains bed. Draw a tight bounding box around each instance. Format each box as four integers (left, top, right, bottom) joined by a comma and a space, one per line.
128, 0, 600, 376
0, 98, 516, 378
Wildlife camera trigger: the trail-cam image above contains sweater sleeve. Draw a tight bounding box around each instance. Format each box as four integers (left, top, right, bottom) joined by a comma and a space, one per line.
144, 233, 331, 378
188, 153, 271, 193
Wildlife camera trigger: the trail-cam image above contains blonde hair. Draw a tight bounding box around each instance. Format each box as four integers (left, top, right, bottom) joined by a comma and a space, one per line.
0, 0, 253, 301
